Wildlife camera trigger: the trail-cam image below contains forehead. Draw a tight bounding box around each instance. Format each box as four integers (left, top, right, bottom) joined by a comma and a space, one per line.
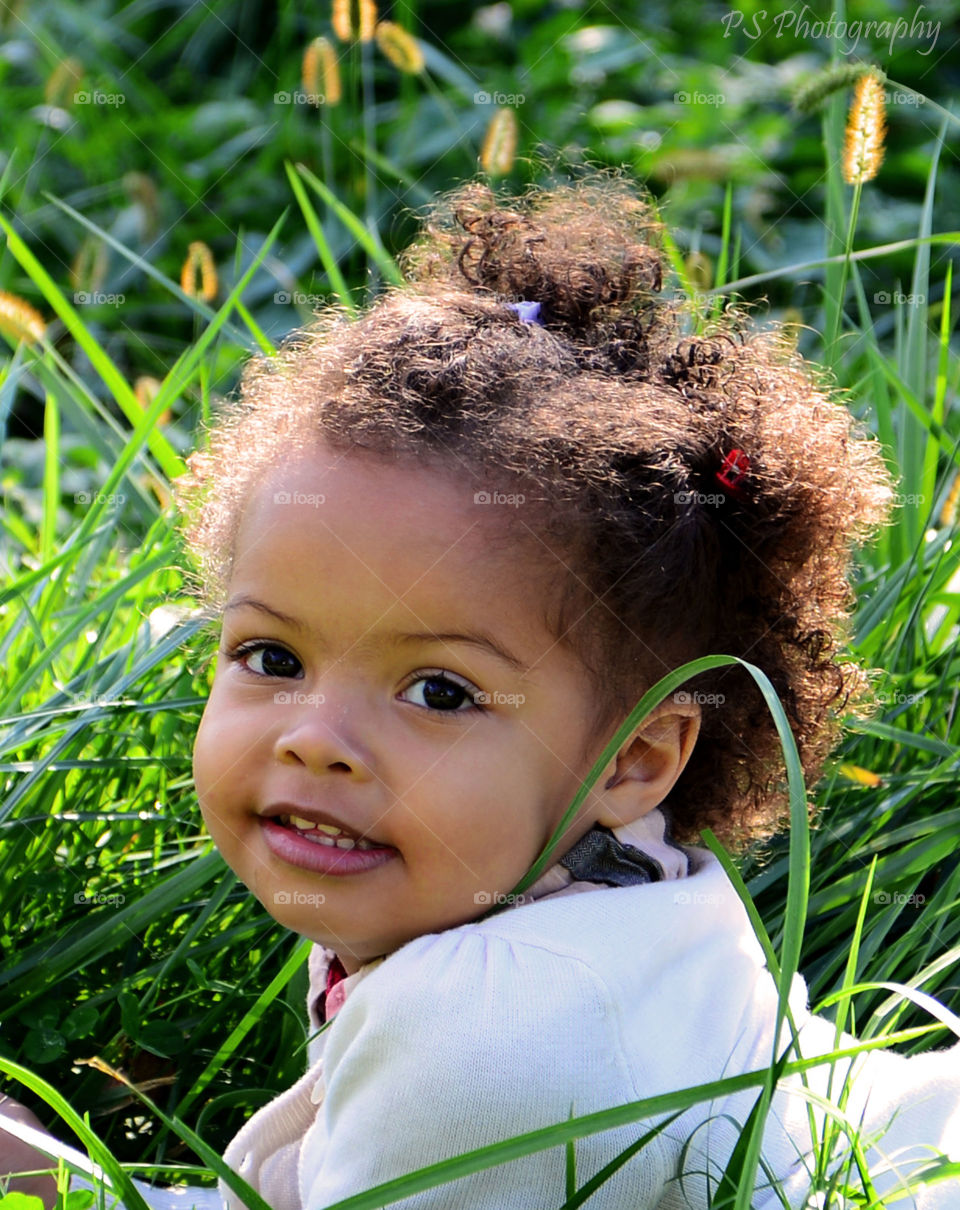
231, 444, 569, 638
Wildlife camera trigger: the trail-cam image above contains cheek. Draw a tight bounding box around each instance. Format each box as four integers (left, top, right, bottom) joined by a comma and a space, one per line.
192, 691, 244, 811
192, 705, 219, 798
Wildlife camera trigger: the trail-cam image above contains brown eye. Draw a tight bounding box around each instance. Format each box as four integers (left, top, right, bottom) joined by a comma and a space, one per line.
231, 642, 302, 678
400, 673, 479, 712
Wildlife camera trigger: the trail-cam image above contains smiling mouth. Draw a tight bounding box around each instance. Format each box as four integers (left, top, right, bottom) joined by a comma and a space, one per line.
278, 813, 386, 852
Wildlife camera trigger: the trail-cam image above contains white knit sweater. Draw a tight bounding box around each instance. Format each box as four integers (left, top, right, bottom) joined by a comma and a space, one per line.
69, 813, 960, 1209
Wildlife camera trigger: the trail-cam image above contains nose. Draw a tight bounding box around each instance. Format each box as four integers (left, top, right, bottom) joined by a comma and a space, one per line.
271, 689, 370, 775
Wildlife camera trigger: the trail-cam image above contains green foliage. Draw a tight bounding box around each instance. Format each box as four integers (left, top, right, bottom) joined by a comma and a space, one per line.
0, 1194, 48, 1210
1, 1, 959, 1206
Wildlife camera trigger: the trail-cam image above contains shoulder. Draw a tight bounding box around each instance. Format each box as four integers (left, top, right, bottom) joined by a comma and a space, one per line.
320, 890, 642, 1110
327, 850, 796, 1090
447, 848, 776, 1014
307, 857, 809, 1209
308, 920, 679, 1207
312, 903, 678, 1207
324, 924, 609, 1068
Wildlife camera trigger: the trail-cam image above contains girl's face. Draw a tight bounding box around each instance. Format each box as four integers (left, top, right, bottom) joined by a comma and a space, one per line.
193, 442, 613, 972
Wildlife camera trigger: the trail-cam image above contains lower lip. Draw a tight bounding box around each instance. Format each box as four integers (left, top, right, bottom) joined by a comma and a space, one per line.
261, 818, 399, 876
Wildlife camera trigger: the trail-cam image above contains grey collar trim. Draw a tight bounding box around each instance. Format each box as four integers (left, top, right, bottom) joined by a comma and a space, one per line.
559, 823, 669, 886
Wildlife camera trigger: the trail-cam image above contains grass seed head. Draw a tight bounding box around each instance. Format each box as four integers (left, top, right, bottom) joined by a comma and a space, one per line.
44, 56, 84, 108
684, 251, 712, 292
303, 36, 341, 105
332, 0, 377, 42
123, 172, 160, 240
134, 375, 171, 425
181, 241, 218, 303
70, 236, 109, 294
375, 21, 425, 74
839, 763, 883, 788
0, 290, 46, 345
480, 107, 518, 177
843, 71, 887, 185
939, 471, 960, 529
792, 63, 884, 115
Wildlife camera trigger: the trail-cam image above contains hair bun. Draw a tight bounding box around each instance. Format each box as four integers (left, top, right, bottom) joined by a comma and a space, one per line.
401, 178, 666, 333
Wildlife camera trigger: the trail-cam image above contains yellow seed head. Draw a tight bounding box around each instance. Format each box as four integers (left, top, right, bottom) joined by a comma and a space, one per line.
0, 0, 25, 32
360, 1, 378, 42
303, 36, 341, 105
839, 763, 883, 788
375, 21, 424, 74
331, 0, 349, 40
842, 72, 886, 185
75, 1055, 129, 1084
332, 0, 377, 42
778, 306, 805, 351
0, 290, 46, 345
134, 376, 171, 426
70, 236, 109, 294
44, 56, 84, 108
684, 251, 712, 292
480, 107, 518, 177
123, 172, 160, 239
649, 147, 736, 184
181, 241, 218, 302
144, 474, 173, 511
940, 471, 960, 528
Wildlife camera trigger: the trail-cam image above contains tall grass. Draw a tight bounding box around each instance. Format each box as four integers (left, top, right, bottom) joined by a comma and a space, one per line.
2, 61, 959, 1210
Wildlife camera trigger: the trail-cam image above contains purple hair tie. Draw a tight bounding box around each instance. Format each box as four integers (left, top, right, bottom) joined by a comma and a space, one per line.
505, 299, 544, 325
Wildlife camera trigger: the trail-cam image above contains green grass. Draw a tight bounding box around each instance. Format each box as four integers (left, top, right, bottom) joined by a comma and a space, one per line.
2, 4, 960, 1206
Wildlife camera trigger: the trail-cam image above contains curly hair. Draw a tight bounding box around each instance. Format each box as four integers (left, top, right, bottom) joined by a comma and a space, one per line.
177, 172, 896, 851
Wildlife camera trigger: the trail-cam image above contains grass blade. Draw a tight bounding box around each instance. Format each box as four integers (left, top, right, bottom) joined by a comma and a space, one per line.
0, 213, 182, 481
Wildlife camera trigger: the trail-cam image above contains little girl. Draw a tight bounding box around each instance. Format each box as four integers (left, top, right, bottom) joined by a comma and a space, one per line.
3, 174, 959, 1208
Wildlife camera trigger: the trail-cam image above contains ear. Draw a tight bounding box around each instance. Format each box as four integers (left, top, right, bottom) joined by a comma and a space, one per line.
589, 697, 702, 830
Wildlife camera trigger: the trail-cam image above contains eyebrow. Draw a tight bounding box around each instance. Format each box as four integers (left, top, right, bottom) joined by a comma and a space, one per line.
392, 631, 529, 674
223, 596, 530, 674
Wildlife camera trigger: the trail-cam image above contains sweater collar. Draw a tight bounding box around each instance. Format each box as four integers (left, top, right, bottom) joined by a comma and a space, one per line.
511, 806, 691, 906
311, 807, 691, 1021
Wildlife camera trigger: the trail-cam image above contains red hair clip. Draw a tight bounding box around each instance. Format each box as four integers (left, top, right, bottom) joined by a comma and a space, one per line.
715, 448, 750, 502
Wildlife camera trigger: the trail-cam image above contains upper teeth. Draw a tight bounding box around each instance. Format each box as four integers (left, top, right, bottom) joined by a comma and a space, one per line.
282, 814, 379, 850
